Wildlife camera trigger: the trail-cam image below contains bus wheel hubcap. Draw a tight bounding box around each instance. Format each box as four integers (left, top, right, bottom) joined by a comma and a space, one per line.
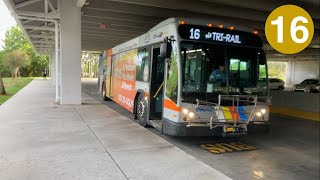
138, 101, 145, 118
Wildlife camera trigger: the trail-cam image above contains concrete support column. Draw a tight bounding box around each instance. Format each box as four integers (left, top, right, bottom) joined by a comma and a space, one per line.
51, 52, 56, 85
291, 61, 295, 84
59, 0, 81, 104
285, 61, 292, 87
55, 21, 60, 102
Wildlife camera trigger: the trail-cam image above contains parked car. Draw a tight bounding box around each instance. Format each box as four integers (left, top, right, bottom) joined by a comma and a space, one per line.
293, 79, 320, 93
312, 82, 320, 93
268, 78, 285, 90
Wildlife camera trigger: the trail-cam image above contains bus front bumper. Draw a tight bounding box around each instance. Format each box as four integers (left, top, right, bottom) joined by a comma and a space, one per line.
162, 118, 250, 137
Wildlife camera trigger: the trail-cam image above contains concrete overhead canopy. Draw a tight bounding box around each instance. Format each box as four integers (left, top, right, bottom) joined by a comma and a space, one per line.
3, 0, 320, 58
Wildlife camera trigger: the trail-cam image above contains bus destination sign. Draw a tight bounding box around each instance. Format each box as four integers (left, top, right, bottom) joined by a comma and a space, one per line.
178, 24, 262, 47
204, 31, 241, 44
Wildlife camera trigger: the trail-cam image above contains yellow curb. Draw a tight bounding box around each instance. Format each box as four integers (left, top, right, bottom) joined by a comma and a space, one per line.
270, 106, 320, 121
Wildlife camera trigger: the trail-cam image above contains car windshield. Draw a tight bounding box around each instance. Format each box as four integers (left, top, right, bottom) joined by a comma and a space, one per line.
301, 79, 319, 84
181, 41, 267, 103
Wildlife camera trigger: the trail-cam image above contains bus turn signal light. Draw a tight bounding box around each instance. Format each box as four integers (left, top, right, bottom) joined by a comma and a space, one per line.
253, 30, 258, 35
179, 21, 186, 25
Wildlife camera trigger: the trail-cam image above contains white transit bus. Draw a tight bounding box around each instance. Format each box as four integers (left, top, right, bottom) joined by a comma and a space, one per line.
99, 18, 270, 136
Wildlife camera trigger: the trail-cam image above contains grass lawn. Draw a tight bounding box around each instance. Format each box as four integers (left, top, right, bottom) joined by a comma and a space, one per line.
0, 77, 34, 105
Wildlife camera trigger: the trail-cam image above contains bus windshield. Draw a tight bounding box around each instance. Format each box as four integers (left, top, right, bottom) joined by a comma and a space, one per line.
181, 41, 267, 103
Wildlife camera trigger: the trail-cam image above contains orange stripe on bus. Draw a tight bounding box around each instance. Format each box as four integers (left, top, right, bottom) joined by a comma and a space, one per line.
164, 99, 181, 112
107, 49, 112, 55
229, 106, 240, 122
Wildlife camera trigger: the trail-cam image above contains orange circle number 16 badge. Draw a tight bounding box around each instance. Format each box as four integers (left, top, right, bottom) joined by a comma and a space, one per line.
265, 5, 314, 54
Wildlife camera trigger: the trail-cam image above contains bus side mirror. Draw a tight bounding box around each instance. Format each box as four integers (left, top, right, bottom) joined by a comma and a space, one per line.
160, 42, 172, 59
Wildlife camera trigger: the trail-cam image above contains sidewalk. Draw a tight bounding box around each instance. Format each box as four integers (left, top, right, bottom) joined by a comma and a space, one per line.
0, 80, 230, 180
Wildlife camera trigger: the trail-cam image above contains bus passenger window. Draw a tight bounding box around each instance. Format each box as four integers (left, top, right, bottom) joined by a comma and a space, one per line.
136, 48, 150, 82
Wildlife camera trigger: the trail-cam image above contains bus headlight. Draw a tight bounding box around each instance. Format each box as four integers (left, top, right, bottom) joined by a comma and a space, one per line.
182, 108, 197, 121
261, 109, 266, 114
182, 108, 189, 115
256, 112, 262, 117
188, 112, 195, 118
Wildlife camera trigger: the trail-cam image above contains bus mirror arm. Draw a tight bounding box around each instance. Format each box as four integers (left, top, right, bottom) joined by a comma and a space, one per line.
160, 36, 174, 59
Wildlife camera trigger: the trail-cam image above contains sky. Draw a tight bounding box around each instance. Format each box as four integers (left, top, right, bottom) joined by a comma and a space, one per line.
0, 0, 17, 50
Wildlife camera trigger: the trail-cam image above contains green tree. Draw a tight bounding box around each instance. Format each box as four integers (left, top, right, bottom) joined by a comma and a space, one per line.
20, 54, 48, 77
2, 26, 48, 77
268, 61, 286, 80
3, 26, 31, 52
3, 49, 29, 78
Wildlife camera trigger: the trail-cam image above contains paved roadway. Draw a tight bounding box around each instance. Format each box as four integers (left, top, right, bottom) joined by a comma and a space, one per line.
82, 79, 320, 180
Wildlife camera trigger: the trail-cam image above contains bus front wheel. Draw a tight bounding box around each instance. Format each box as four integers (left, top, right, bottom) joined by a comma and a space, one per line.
137, 94, 148, 127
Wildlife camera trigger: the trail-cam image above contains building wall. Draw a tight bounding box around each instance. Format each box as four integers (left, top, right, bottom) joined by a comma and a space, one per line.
270, 91, 320, 112
286, 60, 319, 86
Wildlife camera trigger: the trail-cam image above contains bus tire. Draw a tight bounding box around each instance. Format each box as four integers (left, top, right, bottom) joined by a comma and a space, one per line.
137, 94, 148, 127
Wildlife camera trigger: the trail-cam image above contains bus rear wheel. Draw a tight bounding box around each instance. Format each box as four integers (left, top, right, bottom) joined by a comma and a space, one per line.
137, 94, 148, 127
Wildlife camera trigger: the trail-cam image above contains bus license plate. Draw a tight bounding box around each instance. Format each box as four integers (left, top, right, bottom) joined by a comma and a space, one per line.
226, 127, 235, 132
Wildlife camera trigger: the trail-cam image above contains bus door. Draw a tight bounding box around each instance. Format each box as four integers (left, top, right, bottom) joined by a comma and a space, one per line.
150, 45, 165, 119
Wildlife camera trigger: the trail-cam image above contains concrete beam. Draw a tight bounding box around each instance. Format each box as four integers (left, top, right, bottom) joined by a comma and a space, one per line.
15, 0, 41, 9
81, 15, 157, 27
94, 0, 268, 22
24, 25, 55, 31
29, 34, 55, 39
34, 45, 54, 48
86, 1, 264, 29
202, 0, 319, 19
82, 32, 134, 39
81, 40, 124, 45
105, 0, 320, 21
82, 22, 150, 32
32, 40, 55, 44
18, 16, 57, 23
81, 19, 153, 30
81, 40, 124, 44
47, 0, 58, 15
81, 7, 164, 23
27, 22, 55, 34
82, 29, 140, 37
82, 26, 144, 33
22, 19, 34, 24
16, 10, 59, 19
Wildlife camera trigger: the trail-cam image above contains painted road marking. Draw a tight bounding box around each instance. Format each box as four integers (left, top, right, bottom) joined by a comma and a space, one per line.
200, 142, 257, 154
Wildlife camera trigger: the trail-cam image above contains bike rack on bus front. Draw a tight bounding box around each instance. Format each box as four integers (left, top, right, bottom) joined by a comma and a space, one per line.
209, 95, 257, 130
186, 95, 258, 134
